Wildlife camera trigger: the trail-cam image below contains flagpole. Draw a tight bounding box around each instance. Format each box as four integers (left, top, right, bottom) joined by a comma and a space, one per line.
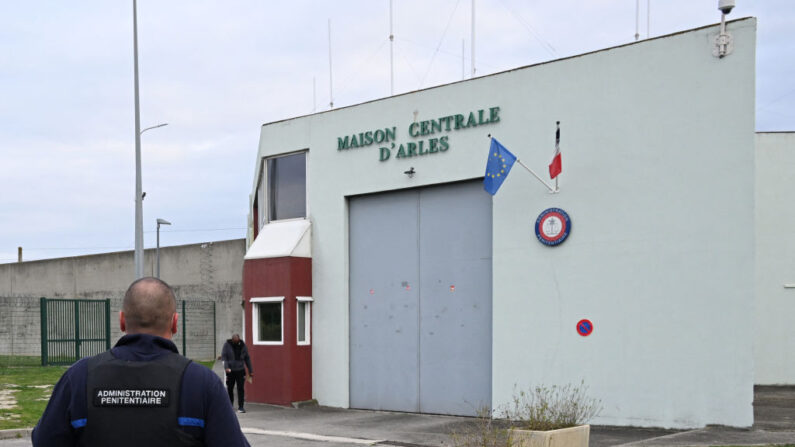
488, 135, 557, 193
516, 158, 558, 193
555, 121, 560, 192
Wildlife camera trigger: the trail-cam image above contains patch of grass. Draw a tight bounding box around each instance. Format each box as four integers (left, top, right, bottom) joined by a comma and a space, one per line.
0, 356, 42, 368
0, 365, 68, 430
196, 360, 215, 369
0, 357, 214, 430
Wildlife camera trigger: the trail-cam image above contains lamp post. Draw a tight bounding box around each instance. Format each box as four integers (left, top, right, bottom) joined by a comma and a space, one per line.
133, 0, 143, 279
156, 218, 171, 278
132, 0, 169, 279
134, 122, 167, 279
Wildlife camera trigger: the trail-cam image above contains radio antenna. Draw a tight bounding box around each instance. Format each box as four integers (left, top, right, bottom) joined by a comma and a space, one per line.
328, 19, 334, 108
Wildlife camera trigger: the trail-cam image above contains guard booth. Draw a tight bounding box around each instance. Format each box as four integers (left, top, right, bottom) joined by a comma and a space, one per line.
242, 219, 312, 406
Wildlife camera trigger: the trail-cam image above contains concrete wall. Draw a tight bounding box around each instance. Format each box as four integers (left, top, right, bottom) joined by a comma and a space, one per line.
0, 239, 245, 360
755, 132, 795, 385
251, 19, 757, 428
0, 297, 41, 356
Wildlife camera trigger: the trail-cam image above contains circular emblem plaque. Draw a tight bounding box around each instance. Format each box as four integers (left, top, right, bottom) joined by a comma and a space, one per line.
535, 208, 571, 246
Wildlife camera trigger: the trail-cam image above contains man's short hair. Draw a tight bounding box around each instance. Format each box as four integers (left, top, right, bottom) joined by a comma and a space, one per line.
122, 277, 177, 333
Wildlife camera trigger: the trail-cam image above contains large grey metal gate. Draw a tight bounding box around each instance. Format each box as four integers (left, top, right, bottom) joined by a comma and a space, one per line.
349, 181, 493, 416
40, 298, 110, 366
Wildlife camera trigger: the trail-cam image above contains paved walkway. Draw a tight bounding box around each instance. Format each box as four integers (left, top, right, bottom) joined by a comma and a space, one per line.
232, 401, 795, 447
3, 387, 794, 446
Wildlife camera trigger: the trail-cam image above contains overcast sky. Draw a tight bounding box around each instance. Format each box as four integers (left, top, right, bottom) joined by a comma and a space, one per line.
0, 1, 791, 263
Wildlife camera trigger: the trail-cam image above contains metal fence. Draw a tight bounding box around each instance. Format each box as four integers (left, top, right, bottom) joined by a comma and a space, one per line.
3, 297, 218, 367
40, 298, 111, 366
172, 300, 217, 360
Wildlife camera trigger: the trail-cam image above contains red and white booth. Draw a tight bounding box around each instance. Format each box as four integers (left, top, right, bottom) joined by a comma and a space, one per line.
242, 220, 312, 406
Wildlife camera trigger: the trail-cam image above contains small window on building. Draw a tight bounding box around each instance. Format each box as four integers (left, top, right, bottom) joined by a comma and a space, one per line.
251, 297, 284, 345
297, 297, 312, 345
266, 152, 306, 222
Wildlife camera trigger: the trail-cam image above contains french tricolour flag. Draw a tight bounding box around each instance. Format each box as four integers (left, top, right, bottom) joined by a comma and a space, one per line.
548, 121, 562, 179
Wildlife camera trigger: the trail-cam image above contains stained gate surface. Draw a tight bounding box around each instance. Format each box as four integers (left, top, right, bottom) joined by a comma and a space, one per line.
349, 181, 492, 416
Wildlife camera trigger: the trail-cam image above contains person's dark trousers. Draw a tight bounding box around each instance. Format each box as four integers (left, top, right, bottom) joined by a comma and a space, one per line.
226, 370, 246, 409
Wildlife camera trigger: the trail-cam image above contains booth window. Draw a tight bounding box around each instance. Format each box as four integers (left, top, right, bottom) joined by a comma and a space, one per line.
297, 296, 313, 346
251, 297, 284, 345
262, 151, 306, 224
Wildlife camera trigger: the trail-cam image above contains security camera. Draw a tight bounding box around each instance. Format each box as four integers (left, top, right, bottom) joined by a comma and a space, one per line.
718, 0, 735, 14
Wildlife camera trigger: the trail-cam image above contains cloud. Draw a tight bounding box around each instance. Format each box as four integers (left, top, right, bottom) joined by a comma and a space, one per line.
0, 0, 792, 262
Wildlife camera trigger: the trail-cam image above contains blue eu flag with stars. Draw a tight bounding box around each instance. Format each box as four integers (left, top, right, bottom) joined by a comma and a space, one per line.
484, 138, 517, 195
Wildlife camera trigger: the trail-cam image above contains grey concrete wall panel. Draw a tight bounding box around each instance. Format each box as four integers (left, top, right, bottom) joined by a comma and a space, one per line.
755, 132, 795, 384
349, 190, 421, 412
349, 181, 492, 416
0, 297, 42, 356
0, 239, 245, 360
418, 181, 492, 416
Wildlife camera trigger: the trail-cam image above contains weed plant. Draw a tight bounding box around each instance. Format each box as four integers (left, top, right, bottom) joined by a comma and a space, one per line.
450, 381, 601, 446
502, 381, 602, 431
450, 407, 513, 447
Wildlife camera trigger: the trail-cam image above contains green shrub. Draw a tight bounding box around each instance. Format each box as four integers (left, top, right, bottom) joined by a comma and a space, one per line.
449, 381, 601, 446
502, 381, 602, 431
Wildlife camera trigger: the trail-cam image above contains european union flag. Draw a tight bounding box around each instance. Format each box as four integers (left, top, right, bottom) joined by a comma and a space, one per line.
484, 138, 517, 195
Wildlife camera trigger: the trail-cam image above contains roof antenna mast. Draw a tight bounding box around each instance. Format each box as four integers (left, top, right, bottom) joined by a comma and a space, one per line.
470, 0, 476, 77
389, 0, 394, 96
328, 19, 334, 108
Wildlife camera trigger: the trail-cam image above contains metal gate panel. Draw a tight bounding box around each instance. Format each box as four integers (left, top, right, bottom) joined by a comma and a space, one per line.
349, 181, 493, 416
77, 300, 112, 359
41, 298, 110, 366
349, 190, 421, 412
418, 181, 492, 416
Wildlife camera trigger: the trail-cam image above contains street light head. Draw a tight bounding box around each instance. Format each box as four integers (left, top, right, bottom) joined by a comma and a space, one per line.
155, 217, 170, 279
140, 123, 169, 135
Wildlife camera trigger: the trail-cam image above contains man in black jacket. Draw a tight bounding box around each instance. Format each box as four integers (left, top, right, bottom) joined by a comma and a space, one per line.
221, 334, 253, 413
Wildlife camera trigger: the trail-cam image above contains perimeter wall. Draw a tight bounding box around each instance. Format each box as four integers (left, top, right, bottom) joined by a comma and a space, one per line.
0, 239, 245, 360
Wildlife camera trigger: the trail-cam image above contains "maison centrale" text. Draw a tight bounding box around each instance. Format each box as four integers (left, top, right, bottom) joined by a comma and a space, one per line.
336, 107, 500, 162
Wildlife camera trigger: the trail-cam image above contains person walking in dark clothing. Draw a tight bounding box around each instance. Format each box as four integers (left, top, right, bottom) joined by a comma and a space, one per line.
221, 334, 253, 413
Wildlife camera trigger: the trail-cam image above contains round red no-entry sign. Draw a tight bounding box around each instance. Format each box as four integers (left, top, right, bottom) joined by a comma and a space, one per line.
576, 319, 593, 337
